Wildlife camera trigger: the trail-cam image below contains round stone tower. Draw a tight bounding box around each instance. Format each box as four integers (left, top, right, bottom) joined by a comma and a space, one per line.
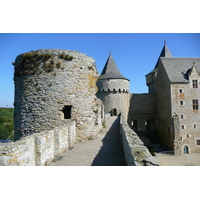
96, 53, 130, 120
14, 49, 102, 141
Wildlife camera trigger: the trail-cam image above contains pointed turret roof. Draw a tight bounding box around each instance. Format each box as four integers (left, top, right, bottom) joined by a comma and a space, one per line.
98, 53, 129, 80
146, 41, 173, 75
159, 40, 173, 58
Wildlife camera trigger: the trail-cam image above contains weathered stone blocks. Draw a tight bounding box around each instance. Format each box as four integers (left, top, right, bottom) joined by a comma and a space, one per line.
120, 115, 159, 166
14, 49, 103, 141
0, 122, 76, 166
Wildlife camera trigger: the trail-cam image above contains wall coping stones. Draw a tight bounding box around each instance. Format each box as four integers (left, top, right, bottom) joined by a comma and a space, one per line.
120, 114, 159, 166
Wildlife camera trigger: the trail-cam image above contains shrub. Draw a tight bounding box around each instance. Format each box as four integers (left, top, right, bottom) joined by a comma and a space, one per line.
59, 53, 74, 61
14, 52, 53, 77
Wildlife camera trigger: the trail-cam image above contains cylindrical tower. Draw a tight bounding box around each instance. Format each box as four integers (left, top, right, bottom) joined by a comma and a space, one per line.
14, 49, 102, 141
96, 53, 130, 120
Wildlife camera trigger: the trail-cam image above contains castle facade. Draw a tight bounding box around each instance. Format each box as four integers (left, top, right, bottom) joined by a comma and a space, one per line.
97, 42, 200, 155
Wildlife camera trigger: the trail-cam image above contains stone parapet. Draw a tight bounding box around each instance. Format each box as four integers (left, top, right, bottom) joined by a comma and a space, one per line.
0, 120, 76, 166
120, 115, 159, 166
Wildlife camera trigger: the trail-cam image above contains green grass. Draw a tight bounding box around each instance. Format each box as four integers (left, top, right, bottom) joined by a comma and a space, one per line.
0, 108, 14, 141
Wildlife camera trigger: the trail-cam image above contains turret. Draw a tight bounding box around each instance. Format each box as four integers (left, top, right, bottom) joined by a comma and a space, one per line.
146, 40, 173, 93
96, 53, 130, 119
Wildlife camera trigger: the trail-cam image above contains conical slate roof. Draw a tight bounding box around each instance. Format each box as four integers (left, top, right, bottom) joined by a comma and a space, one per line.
146, 42, 173, 75
98, 53, 129, 80
159, 42, 173, 58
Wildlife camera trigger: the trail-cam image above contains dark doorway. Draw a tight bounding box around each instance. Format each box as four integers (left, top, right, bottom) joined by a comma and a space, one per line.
62, 106, 72, 119
183, 145, 189, 154
110, 108, 117, 116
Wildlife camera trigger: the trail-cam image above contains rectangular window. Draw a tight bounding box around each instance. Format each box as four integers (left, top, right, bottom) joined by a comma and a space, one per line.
196, 140, 200, 145
181, 114, 184, 119
179, 89, 183, 93
61, 105, 72, 119
180, 101, 183, 106
181, 125, 185, 129
194, 124, 197, 129
192, 80, 198, 88
193, 100, 199, 110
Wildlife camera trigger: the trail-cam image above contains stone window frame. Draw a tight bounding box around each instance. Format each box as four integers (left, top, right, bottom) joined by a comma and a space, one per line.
60, 105, 72, 120
181, 125, 185, 129
180, 114, 184, 119
194, 124, 197, 129
192, 99, 199, 110
196, 139, 200, 146
180, 101, 184, 106
179, 89, 183, 93
192, 79, 198, 88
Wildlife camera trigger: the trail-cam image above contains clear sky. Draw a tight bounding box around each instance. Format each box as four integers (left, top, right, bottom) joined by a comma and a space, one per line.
0, 33, 200, 107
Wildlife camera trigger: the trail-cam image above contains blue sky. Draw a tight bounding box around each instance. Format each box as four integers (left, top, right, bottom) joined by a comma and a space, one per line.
0, 33, 200, 107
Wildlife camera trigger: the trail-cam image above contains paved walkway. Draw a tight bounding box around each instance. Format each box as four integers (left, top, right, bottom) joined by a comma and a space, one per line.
156, 153, 200, 166
50, 116, 126, 166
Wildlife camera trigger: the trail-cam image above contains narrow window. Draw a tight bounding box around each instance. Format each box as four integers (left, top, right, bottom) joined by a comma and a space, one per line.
179, 89, 182, 93
192, 80, 198, 88
180, 101, 183, 106
194, 124, 197, 129
187, 134, 189, 138
181, 114, 184, 119
196, 140, 200, 145
61, 105, 72, 119
193, 100, 199, 110
181, 125, 185, 129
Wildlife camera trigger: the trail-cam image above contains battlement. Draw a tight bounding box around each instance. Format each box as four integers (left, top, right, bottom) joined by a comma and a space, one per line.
98, 88, 129, 93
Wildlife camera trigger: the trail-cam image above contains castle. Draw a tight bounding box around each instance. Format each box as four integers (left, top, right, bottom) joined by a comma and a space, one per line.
97, 42, 200, 155
13, 42, 200, 156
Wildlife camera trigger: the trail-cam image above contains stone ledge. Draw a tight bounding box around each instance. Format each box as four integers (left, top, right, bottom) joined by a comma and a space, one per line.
120, 115, 159, 166
0, 121, 76, 166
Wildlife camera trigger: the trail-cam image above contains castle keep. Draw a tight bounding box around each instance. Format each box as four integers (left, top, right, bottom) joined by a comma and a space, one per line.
128, 42, 200, 155
14, 49, 103, 141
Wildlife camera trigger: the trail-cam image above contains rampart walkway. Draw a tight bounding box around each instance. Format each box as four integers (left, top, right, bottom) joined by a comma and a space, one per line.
50, 116, 126, 166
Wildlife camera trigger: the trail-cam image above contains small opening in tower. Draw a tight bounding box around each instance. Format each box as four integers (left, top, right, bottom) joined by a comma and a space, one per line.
61, 105, 72, 119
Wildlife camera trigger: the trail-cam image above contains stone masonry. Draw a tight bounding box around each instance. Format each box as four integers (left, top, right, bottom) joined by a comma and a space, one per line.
14, 49, 103, 141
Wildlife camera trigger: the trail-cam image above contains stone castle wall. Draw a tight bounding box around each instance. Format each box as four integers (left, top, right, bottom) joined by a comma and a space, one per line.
96, 79, 130, 120
120, 114, 159, 166
128, 93, 156, 130
14, 49, 103, 141
0, 121, 76, 166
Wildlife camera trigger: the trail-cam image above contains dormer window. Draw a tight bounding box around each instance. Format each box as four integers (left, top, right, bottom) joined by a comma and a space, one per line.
192, 80, 198, 88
